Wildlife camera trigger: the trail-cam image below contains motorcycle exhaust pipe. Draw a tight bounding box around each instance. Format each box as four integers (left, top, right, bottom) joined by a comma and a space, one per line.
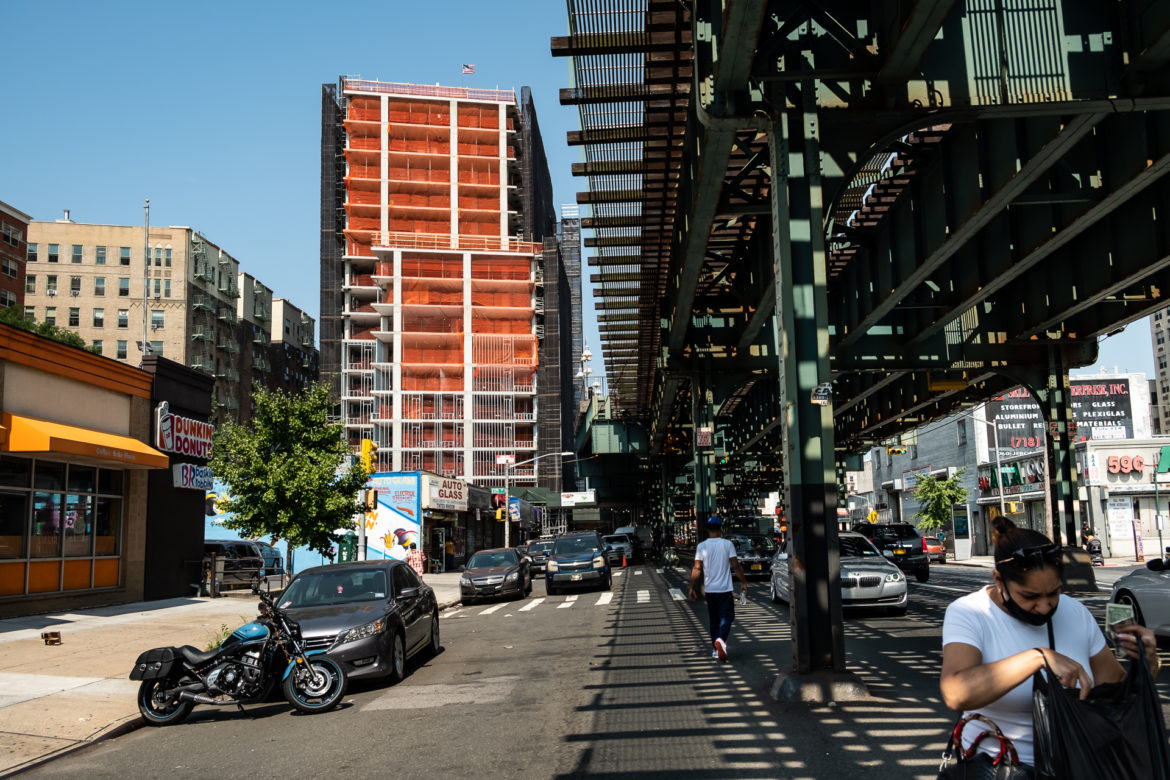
177, 691, 223, 705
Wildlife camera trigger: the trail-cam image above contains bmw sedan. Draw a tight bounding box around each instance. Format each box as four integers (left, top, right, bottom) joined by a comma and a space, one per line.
769, 531, 907, 615
1111, 553, 1170, 638
279, 560, 439, 684
460, 548, 532, 604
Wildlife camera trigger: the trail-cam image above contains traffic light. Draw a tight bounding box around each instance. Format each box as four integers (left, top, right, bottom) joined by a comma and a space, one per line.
360, 438, 375, 473
365, 488, 377, 510
886, 446, 908, 455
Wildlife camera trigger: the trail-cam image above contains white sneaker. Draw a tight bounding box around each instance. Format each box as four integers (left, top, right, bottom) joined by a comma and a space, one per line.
711, 650, 719, 659
714, 638, 728, 661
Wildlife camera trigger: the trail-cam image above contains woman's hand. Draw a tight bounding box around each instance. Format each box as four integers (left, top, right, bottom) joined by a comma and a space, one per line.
1038, 647, 1094, 700
1115, 624, 1160, 675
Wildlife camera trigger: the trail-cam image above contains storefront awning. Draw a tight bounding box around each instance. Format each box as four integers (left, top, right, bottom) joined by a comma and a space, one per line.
2, 412, 168, 469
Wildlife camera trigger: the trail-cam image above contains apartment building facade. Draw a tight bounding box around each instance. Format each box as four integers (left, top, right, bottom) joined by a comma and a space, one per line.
321, 78, 563, 491
0, 200, 30, 311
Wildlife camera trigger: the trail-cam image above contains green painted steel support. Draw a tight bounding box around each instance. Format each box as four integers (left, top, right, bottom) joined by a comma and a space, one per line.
1038, 349, 1080, 548
770, 81, 846, 675
691, 374, 719, 529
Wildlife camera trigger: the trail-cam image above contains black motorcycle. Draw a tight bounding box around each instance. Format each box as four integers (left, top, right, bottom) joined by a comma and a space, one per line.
131, 588, 347, 725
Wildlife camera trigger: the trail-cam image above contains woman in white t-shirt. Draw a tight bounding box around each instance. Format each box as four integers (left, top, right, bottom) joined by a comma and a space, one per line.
940, 517, 1159, 774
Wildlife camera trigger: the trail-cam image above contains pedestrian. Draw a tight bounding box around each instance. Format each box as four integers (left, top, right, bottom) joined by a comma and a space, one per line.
939, 516, 1159, 775
405, 542, 426, 575
688, 515, 749, 662
444, 538, 455, 571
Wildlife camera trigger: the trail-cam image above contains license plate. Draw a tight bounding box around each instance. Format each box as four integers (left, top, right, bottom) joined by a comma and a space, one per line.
893, 548, 906, 555
751, 564, 762, 570
571, 574, 582, 581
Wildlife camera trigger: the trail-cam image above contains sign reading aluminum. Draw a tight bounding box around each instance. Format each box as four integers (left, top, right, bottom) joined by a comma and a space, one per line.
985, 378, 1135, 458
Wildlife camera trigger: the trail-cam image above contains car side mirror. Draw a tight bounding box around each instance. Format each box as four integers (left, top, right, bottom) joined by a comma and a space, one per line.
605, 544, 614, 552
398, 587, 420, 599
777, 553, 788, 561
1148, 558, 1166, 572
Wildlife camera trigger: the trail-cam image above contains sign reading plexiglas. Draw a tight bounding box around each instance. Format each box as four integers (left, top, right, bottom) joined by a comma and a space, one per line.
155, 402, 215, 459
423, 475, 468, 511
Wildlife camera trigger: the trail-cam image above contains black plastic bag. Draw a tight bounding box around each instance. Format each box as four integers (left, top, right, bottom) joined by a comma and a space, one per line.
1032, 652, 1170, 780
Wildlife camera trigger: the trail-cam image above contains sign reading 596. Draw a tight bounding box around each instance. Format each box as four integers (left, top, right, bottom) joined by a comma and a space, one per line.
1106, 454, 1145, 474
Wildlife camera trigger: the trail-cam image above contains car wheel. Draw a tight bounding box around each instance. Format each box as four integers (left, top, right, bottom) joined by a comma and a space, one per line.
524, 575, 532, 596
1115, 591, 1146, 626
888, 605, 908, 617
388, 631, 406, 684
546, 583, 557, 596
601, 573, 612, 592
427, 612, 441, 657
915, 566, 930, 583
770, 579, 781, 604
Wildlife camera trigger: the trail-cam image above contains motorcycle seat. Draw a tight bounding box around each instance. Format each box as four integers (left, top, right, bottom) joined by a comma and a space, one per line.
177, 645, 220, 666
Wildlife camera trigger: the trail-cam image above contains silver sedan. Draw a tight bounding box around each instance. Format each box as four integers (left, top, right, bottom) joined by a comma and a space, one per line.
769, 531, 908, 616
1111, 556, 1170, 638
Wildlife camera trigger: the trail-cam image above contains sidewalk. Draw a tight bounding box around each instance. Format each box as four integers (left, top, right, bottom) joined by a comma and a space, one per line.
0, 571, 462, 777
945, 553, 1147, 568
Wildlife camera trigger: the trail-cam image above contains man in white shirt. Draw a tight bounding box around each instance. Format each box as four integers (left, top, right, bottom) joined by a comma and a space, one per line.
689, 516, 749, 661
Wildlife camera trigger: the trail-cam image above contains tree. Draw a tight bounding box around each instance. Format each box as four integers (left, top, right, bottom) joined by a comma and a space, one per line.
208, 383, 370, 557
912, 468, 968, 533
0, 305, 99, 353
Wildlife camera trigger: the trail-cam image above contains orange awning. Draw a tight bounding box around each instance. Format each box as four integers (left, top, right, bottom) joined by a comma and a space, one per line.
2, 412, 169, 470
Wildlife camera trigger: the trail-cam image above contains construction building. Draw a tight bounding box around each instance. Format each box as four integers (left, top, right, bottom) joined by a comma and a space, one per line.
320, 78, 572, 495
24, 216, 318, 425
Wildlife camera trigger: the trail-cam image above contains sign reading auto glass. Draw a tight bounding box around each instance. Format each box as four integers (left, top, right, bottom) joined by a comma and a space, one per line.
984, 377, 1137, 458
155, 401, 215, 458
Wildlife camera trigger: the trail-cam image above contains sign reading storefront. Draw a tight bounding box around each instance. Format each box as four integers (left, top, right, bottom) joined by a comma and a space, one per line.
173, 463, 214, 490
155, 402, 215, 459
985, 379, 1136, 458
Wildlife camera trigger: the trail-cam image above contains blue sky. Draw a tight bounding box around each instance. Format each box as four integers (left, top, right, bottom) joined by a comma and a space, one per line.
1, 1, 1153, 387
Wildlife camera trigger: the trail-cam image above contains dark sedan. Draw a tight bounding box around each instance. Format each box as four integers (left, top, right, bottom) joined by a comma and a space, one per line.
460, 548, 532, 603
525, 540, 554, 575
279, 560, 439, 684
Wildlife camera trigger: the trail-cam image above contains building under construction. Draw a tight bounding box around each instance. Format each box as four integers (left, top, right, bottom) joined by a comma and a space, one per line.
320, 78, 574, 495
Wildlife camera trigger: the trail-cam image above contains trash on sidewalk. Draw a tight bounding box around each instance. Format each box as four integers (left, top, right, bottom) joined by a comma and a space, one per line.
41, 630, 62, 645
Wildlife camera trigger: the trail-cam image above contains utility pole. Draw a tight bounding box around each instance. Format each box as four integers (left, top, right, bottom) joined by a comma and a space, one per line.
142, 199, 150, 362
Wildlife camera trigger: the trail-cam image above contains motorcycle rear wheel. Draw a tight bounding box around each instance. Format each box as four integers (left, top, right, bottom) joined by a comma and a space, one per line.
137, 677, 195, 726
282, 657, 347, 713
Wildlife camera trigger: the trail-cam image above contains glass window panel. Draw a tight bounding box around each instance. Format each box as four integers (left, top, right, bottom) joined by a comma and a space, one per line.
31, 492, 62, 557
95, 246, 106, 265
33, 461, 65, 491
0, 456, 31, 488
63, 494, 94, 557
0, 491, 29, 558
67, 465, 96, 493
95, 497, 121, 556
98, 469, 124, 495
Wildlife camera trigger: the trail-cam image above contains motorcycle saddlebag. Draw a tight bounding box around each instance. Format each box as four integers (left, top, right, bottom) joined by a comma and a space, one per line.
129, 647, 178, 681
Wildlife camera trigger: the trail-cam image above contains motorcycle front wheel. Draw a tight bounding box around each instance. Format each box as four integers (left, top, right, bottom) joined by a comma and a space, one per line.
138, 677, 195, 726
282, 657, 347, 714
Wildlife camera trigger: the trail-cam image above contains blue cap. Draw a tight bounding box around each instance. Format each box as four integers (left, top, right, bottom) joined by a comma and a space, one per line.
706, 516, 723, 526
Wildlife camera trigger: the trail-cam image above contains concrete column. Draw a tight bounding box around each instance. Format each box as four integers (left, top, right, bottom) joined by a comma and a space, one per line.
391, 249, 403, 472
463, 251, 474, 478
380, 95, 389, 239
450, 98, 459, 245
499, 102, 508, 243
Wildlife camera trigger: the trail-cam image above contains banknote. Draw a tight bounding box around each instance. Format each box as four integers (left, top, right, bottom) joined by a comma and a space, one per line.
1105, 602, 1137, 658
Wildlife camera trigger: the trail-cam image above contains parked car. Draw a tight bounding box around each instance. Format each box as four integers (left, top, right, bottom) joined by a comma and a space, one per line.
728, 534, 773, 578
525, 540, 554, 575
1111, 553, 1170, 638
252, 541, 284, 574
460, 548, 532, 603
770, 532, 907, 615
204, 539, 265, 589
546, 532, 612, 595
922, 534, 946, 564
851, 523, 930, 582
279, 559, 439, 683
602, 534, 634, 566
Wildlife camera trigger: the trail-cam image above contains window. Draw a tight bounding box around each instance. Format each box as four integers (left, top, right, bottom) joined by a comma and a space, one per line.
47, 244, 59, 263
0, 290, 14, 308
1, 257, 18, 278
957, 420, 968, 446
70, 276, 81, 294
2, 223, 22, 246
164, 279, 171, 298
46, 275, 57, 293
91, 339, 102, 355
149, 340, 163, 356
119, 247, 130, 266
116, 340, 127, 360
24, 275, 34, 294
150, 310, 164, 329
117, 309, 128, 328
1160, 332, 1166, 346
27, 243, 36, 262
95, 246, 106, 265
45, 307, 56, 325
94, 277, 105, 296
164, 247, 172, 267
68, 307, 79, 327
153, 278, 160, 297
22, 305, 34, 320
154, 247, 162, 267
910, 444, 919, 460
71, 245, 82, 264
118, 278, 129, 296
1161, 356, 1168, 371
92, 308, 104, 327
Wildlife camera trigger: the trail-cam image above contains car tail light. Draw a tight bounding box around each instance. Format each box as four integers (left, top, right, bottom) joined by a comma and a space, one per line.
922, 538, 929, 552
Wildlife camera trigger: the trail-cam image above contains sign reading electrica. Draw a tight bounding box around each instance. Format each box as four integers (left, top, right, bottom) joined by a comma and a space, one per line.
155, 402, 215, 459
173, 463, 214, 491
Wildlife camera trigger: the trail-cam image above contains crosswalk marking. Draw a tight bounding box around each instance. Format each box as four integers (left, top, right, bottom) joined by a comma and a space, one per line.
637, 590, 649, 603
557, 595, 578, 609
669, 588, 686, 601
479, 603, 507, 615
634, 570, 643, 575
613, 570, 623, 577
519, 598, 544, 612
596, 592, 613, 606
441, 609, 463, 619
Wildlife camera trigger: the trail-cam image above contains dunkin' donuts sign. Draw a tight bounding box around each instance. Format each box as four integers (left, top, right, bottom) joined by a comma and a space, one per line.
155, 402, 215, 459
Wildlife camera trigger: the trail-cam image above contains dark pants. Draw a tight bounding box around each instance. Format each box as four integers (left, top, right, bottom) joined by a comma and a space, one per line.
705, 591, 735, 645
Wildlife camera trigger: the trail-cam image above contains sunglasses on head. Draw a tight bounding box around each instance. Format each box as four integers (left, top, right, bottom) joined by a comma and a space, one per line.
995, 542, 1062, 571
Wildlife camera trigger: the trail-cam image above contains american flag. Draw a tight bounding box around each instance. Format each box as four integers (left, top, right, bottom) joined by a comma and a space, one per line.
461, 64, 475, 75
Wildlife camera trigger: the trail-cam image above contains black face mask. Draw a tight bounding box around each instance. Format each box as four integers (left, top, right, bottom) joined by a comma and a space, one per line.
1000, 585, 1059, 626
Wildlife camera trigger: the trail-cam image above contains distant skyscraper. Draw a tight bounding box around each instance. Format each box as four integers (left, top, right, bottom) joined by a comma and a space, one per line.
1151, 310, 1170, 434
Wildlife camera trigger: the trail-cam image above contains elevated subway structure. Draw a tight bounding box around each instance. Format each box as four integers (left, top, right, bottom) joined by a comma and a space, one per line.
555, 0, 1170, 677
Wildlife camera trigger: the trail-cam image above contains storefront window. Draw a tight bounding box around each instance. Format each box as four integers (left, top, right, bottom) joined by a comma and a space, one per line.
94, 497, 121, 556
0, 491, 29, 558
63, 494, 95, 557
33, 462, 66, 491
0, 456, 31, 488
31, 492, 63, 558
98, 469, 123, 495
68, 466, 96, 494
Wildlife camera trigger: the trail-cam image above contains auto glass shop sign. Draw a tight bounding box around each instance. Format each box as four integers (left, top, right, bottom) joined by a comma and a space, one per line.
155, 402, 215, 460
985, 378, 1134, 457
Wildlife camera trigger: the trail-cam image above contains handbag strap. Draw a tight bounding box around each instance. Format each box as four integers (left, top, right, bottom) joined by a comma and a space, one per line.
953, 713, 1021, 767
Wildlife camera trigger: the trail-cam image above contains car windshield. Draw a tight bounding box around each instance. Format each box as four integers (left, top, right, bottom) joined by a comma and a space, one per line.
873, 526, 918, 542
602, 536, 628, 545
729, 537, 754, 555
554, 536, 601, 555
840, 537, 882, 558
746, 537, 775, 553
467, 551, 517, 569
528, 542, 553, 554
282, 569, 388, 606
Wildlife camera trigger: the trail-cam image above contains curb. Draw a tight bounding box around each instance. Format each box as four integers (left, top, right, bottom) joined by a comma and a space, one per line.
0, 713, 142, 779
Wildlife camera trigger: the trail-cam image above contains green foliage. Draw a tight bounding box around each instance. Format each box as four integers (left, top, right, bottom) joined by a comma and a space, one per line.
0, 305, 91, 350
912, 468, 968, 532
204, 622, 237, 651
208, 383, 370, 557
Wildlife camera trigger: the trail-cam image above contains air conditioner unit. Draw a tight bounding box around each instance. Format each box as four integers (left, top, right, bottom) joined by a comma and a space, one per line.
151, 324, 160, 331
47, 289, 57, 297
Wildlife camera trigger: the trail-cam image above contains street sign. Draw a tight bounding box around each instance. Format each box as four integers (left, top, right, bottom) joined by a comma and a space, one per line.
696, 426, 712, 447
496, 454, 515, 465
866, 509, 878, 524
810, 383, 832, 406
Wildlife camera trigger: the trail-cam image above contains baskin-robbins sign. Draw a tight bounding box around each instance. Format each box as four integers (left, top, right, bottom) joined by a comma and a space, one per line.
155, 402, 215, 459
173, 463, 214, 491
